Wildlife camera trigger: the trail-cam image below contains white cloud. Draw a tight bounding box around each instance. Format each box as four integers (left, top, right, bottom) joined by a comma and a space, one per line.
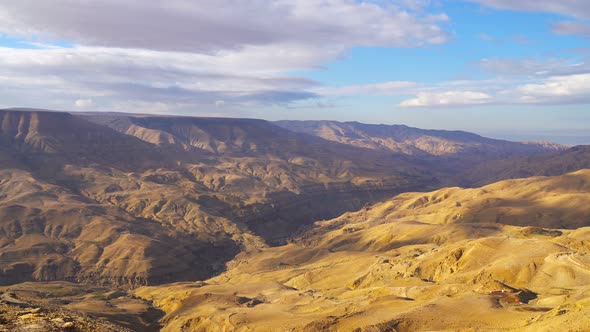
0, 1, 587, 114
398, 73, 590, 107
0, 46, 321, 111
110, 100, 190, 114
400, 91, 492, 107
0, 1, 449, 53
74, 98, 93, 108
0, 1, 453, 113
517, 73, 590, 103
1, 44, 588, 113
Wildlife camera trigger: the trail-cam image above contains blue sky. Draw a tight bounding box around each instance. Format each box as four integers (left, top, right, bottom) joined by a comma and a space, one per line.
0, 1, 588, 143
303, 5, 583, 84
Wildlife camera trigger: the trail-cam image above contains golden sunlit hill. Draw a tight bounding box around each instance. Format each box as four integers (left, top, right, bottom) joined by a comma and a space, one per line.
137, 169, 590, 331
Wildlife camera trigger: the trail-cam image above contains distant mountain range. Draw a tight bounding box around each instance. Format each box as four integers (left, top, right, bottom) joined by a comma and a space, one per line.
275, 120, 565, 157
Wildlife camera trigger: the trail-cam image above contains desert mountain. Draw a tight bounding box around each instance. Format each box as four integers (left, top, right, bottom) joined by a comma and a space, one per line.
0, 109, 438, 288
274, 120, 569, 187
138, 169, 590, 331
79, 112, 440, 242
275, 120, 564, 157
0, 109, 583, 290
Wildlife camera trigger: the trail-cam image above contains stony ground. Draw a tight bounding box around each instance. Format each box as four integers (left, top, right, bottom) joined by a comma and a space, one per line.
0, 282, 162, 332
0, 303, 131, 332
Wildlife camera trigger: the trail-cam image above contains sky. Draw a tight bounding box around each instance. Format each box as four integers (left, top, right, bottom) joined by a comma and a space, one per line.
0, 0, 589, 143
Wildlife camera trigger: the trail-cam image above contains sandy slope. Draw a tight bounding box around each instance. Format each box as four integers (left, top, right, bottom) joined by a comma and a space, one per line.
137, 170, 590, 331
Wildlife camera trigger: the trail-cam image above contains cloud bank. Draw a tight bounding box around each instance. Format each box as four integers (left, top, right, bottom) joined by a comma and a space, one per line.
0, 0, 450, 53
0, 0, 451, 112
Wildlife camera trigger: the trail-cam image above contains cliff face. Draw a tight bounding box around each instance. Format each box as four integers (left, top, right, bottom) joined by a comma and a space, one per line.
0, 110, 187, 178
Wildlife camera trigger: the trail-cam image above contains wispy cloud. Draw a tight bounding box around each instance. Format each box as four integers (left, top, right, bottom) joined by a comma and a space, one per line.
466, 0, 590, 20
312, 81, 418, 97
468, 0, 590, 41
479, 33, 497, 43
553, 21, 590, 39
398, 73, 590, 107
0, 46, 322, 111
479, 57, 590, 77
511, 34, 535, 45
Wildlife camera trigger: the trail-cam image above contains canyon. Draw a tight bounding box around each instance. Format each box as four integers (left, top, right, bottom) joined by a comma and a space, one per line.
0, 108, 588, 331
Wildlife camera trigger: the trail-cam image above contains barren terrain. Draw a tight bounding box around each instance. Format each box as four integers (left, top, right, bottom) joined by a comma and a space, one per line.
0, 108, 588, 331
138, 170, 590, 331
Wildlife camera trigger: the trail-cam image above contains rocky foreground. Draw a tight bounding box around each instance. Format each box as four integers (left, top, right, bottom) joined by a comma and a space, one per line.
0, 282, 161, 331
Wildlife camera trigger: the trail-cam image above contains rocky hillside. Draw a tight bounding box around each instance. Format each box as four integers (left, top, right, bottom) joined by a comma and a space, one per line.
0, 281, 163, 331
137, 169, 590, 331
1, 108, 589, 330
0, 167, 241, 287
275, 120, 565, 157
79, 112, 436, 243
0, 109, 434, 288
